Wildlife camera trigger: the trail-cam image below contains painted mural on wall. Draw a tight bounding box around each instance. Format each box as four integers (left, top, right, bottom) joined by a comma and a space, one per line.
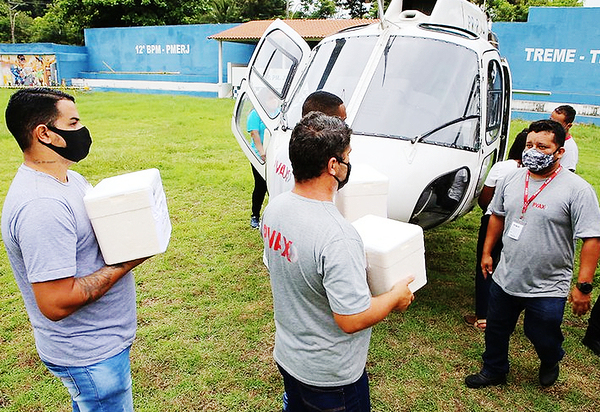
1, 54, 58, 86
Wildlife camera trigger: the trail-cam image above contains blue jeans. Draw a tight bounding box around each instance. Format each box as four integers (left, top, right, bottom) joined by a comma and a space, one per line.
482, 281, 566, 376
277, 364, 370, 412
43, 346, 133, 412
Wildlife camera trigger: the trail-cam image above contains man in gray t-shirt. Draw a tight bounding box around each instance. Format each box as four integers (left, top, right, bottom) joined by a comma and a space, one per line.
465, 119, 600, 389
262, 112, 414, 411
2, 88, 149, 411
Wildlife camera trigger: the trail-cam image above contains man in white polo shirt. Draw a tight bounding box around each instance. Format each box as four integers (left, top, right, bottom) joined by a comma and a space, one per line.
550, 104, 578, 172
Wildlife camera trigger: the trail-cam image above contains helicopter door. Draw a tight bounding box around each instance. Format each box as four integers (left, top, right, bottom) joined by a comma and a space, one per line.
474, 52, 510, 197
499, 58, 512, 161
232, 20, 311, 177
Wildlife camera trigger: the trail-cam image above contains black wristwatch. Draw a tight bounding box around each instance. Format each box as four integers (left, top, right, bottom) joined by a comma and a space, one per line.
576, 282, 593, 295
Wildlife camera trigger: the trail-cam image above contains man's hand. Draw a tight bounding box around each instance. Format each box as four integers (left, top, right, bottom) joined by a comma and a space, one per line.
481, 254, 494, 280
110, 256, 150, 270
569, 287, 592, 316
391, 276, 415, 312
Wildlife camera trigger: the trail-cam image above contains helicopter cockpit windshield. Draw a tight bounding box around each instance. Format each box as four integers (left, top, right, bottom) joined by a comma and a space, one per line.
283, 35, 379, 128
352, 36, 481, 151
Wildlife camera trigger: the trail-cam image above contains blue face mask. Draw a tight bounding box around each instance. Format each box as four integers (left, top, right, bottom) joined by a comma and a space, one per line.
40, 125, 92, 162
521, 148, 557, 172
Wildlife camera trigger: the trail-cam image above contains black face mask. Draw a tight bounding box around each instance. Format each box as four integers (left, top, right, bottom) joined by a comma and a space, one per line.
334, 158, 351, 191
41, 125, 92, 162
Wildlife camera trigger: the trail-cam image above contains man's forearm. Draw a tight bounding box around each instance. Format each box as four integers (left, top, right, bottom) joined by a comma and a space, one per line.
333, 293, 398, 334
333, 278, 414, 334
578, 238, 600, 283
76, 262, 137, 306
482, 214, 504, 256
33, 258, 145, 321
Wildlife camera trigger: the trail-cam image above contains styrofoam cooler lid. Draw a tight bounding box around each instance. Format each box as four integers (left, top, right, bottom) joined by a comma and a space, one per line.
84, 169, 164, 218
85, 168, 162, 199
337, 163, 389, 197
352, 214, 424, 268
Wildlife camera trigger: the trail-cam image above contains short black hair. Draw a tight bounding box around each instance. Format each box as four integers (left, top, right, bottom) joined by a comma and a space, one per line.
553, 105, 576, 124
507, 128, 528, 160
5, 87, 75, 151
528, 119, 566, 148
301, 90, 344, 117
289, 112, 352, 183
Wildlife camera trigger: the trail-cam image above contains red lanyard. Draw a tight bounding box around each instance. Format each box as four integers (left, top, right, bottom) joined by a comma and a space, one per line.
522, 166, 562, 218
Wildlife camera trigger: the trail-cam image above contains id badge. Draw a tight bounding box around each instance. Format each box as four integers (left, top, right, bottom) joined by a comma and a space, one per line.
507, 220, 525, 240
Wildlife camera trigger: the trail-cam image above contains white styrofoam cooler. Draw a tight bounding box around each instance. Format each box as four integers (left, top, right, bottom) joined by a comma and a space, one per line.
84, 168, 172, 265
352, 214, 427, 296
334, 163, 389, 222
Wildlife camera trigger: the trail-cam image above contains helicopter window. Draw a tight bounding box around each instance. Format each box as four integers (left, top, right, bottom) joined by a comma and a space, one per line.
418, 23, 479, 40
486, 60, 503, 144
353, 36, 481, 151
283, 36, 379, 127
410, 167, 471, 229
249, 29, 304, 119
235, 94, 270, 164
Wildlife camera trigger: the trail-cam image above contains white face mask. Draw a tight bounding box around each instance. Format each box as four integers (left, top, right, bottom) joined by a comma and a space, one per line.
521, 147, 556, 172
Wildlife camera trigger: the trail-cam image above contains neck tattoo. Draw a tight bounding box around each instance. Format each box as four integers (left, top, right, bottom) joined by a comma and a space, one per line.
31, 160, 58, 164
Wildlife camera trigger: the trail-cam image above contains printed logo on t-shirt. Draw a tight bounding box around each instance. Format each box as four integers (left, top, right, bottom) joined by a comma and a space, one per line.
531, 202, 546, 210
263, 223, 298, 263
274, 159, 293, 183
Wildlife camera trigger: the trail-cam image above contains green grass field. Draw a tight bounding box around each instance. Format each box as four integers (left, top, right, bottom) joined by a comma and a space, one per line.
0, 90, 599, 411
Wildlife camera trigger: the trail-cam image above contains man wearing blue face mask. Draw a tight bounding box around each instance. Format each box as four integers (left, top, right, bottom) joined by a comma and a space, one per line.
465, 119, 600, 389
2, 88, 149, 411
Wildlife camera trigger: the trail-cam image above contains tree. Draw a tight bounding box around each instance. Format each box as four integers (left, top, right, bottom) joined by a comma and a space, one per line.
298, 0, 337, 18
474, 0, 582, 22
339, 0, 366, 18
31, 0, 212, 44
0, 0, 583, 45
202, 0, 241, 23
24, 0, 286, 44
29, 12, 79, 44
7, 0, 23, 43
238, 0, 286, 21
8, 0, 52, 17
367, 0, 391, 18
0, 0, 37, 43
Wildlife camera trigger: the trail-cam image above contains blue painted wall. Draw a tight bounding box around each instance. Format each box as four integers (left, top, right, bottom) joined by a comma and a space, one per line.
83, 24, 255, 84
494, 7, 600, 106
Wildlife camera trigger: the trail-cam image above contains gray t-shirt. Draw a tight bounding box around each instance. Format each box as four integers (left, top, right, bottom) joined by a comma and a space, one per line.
262, 191, 372, 387
1, 165, 136, 366
489, 167, 600, 298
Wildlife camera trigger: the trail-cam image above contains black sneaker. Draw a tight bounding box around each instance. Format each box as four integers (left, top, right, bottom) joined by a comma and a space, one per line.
250, 216, 260, 229
539, 363, 559, 387
582, 335, 600, 357
465, 371, 506, 388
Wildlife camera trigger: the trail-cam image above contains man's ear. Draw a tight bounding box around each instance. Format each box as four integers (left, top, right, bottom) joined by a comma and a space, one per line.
327, 157, 337, 175
556, 146, 566, 158
33, 124, 52, 144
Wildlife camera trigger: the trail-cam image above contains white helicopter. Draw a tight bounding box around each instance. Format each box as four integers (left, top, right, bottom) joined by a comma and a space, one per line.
232, 0, 511, 229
